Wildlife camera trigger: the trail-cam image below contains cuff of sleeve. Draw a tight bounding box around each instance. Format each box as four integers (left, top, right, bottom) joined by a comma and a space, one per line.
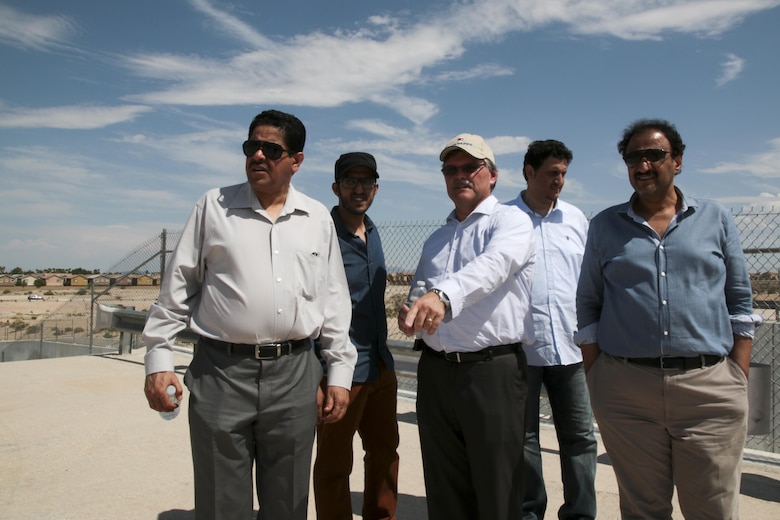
325, 364, 354, 390
731, 313, 764, 339
574, 323, 599, 346
144, 347, 175, 376
433, 280, 460, 320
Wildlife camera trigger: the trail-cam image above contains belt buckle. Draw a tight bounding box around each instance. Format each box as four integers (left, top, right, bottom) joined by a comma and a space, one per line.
444, 351, 462, 363
255, 343, 282, 360
659, 357, 676, 371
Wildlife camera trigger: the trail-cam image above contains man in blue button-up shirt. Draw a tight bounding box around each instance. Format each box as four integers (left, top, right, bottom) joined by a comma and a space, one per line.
507, 140, 596, 520
314, 152, 399, 520
575, 119, 761, 519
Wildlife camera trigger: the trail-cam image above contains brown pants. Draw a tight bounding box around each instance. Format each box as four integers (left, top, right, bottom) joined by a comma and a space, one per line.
588, 353, 748, 519
314, 361, 400, 520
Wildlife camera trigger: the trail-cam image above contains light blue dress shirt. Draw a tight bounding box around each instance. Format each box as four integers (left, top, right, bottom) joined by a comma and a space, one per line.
411, 195, 536, 352
575, 189, 760, 358
507, 194, 588, 366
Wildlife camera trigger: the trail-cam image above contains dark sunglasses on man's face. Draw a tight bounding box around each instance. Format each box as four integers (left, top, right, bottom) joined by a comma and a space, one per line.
242, 140, 291, 161
622, 148, 670, 168
441, 162, 486, 176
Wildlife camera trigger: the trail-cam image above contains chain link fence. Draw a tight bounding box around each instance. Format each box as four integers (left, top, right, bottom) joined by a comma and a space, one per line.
733, 207, 780, 453
2, 206, 778, 452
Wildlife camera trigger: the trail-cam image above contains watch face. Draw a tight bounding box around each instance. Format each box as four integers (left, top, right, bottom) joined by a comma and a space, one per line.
432, 289, 450, 308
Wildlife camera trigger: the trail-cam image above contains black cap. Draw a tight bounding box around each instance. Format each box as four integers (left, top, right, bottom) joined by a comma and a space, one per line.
334, 152, 379, 181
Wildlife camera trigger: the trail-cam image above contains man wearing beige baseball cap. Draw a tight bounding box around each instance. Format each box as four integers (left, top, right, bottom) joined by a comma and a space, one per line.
399, 133, 536, 519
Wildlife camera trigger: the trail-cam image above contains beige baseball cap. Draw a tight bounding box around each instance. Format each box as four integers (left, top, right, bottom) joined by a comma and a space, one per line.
439, 133, 495, 164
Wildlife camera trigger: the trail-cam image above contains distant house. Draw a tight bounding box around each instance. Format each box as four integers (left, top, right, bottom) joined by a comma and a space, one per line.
135, 274, 154, 286
44, 274, 65, 287
69, 275, 89, 287
112, 275, 133, 286
91, 275, 111, 286
19, 275, 39, 286
0, 275, 14, 286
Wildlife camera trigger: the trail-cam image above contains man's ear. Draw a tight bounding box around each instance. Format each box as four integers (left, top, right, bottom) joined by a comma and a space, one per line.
290, 151, 304, 174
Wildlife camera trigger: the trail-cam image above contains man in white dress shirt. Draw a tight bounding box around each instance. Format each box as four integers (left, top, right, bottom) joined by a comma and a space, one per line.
399, 133, 536, 520
143, 109, 356, 520
506, 140, 596, 519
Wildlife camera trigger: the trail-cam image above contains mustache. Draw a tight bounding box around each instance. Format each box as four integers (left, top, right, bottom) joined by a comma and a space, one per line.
453, 178, 475, 189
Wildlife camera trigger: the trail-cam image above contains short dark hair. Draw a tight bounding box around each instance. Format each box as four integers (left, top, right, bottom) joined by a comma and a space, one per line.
248, 110, 306, 153
523, 140, 573, 181
617, 118, 685, 158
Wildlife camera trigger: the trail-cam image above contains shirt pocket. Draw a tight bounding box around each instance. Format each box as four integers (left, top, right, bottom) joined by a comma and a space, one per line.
295, 250, 326, 301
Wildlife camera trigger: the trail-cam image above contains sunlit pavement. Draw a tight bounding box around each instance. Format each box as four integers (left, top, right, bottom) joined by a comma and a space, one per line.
1, 350, 779, 519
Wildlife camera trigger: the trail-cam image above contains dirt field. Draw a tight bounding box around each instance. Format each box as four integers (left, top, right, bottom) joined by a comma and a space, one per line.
1, 284, 413, 342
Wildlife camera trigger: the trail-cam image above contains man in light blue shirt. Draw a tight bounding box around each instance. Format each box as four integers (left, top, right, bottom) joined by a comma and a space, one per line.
399, 133, 535, 520
507, 140, 596, 520
575, 119, 761, 519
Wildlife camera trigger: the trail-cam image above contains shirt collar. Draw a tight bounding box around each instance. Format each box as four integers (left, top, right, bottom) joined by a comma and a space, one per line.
623, 187, 696, 221
514, 190, 560, 218
446, 195, 499, 223
331, 206, 375, 237
227, 182, 312, 217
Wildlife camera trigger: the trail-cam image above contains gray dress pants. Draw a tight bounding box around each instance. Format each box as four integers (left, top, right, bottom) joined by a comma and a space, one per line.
185, 341, 321, 520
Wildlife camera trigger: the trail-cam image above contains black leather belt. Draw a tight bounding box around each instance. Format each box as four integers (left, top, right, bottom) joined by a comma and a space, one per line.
625, 355, 724, 371
201, 336, 311, 360
420, 342, 521, 363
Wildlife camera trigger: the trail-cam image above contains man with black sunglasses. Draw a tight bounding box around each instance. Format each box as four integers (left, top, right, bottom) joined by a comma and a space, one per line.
313, 152, 400, 519
399, 133, 536, 519
576, 118, 761, 518
143, 109, 357, 520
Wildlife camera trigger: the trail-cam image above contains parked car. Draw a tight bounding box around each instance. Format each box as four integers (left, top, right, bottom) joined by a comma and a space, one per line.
28, 294, 44, 301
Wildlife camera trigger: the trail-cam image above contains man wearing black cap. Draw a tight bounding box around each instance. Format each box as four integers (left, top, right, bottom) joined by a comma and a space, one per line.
314, 152, 400, 520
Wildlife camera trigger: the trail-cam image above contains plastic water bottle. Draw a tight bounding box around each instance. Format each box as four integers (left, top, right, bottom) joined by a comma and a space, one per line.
160, 385, 180, 420
407, 280, 428, 339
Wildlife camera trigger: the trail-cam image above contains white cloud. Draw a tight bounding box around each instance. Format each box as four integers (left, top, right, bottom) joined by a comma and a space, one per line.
716, 53, 745, 86
0, 4, 78, 51
115, 0, 780, 125
0, 104, 153, 129
700, 137, 780, 178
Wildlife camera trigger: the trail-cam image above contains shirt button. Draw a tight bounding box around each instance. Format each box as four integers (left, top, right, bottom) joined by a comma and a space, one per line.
277, 308, 284, 314
664, 330, 669, 336
661, 272, 666, 277
273, 250, 279, 255
276, 277, 282, 283
662, 300, 667, 305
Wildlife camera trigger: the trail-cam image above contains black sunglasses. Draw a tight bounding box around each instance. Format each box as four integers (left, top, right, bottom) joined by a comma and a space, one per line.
441, 162, 486, 176
242, 140, 292, 161
623, 149, 670, 168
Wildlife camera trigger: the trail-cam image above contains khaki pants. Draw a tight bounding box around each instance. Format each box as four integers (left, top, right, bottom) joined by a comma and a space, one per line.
588, 353, 748, 520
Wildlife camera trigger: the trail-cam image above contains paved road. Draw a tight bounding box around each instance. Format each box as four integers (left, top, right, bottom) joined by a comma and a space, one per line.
2, 350, 779, 519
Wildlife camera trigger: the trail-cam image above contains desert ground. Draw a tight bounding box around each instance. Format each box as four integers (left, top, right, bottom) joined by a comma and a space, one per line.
0, 284, 414, 343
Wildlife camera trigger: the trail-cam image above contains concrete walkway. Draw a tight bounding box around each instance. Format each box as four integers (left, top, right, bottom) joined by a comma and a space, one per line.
1, 350, 779, 519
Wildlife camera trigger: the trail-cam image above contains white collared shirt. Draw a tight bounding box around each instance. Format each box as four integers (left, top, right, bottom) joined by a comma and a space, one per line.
143, 182, 356, 389
412, 195, 536, 352
507, 193, 588, 366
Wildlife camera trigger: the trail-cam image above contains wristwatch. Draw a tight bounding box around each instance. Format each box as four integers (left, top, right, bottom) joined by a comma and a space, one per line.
428, 288, 451, 311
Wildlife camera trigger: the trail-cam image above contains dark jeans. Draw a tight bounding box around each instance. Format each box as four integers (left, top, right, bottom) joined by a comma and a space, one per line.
523, 363, 597, 520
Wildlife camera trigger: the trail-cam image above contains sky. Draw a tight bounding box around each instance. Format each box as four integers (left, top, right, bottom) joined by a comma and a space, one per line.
1, 0, 779, 271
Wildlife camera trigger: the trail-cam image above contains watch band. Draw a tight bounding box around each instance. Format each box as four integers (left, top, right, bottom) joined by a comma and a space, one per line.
429, 288, 451, 310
